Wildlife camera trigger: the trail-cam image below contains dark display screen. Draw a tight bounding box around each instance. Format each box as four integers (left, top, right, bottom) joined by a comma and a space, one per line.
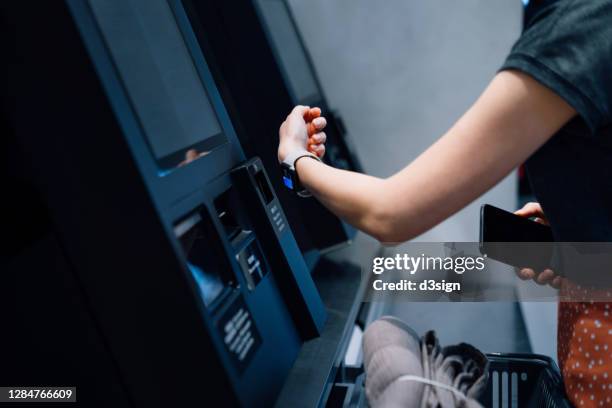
88, 0, 226, 174
256, 0, 320, 103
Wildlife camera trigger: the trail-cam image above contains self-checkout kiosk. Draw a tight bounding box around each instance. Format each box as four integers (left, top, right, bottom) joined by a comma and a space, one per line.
183, 0, 363, 269
2, 0, 332, 406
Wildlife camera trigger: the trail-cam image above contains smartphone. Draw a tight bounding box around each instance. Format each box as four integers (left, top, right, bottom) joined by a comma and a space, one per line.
479, 204, 554, 270
480, 204, 553, 243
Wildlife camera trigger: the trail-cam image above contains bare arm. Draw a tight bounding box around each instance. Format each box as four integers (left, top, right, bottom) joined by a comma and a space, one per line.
279, 71, 575, 242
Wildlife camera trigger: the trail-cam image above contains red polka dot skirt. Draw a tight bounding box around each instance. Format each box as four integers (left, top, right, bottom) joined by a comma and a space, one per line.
558, 283, 612, 407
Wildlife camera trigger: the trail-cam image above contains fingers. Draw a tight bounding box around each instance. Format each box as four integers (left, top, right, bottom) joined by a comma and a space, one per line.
517, 268, 535, 280
551, 276, 563, 289
309, 131, 326, 144
178, 149, 200, 166
289, 105, 325, 135
304, 107, 321, 122
308, 143, 325, 158
185, 149, 199, 161
309, 132, 326, 157
284, 106, 325, 158
514, 201, 542, 216
535, 268, 555, 285
307, 115, 327, 136
314, 116, 327, 130
518, 267, 562, 289
514, 202, 546, 219
307, 122, 317, 136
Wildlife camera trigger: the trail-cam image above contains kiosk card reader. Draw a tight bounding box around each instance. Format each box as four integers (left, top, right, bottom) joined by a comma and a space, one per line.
2, 0, 325, 405
183, 0, 362, 267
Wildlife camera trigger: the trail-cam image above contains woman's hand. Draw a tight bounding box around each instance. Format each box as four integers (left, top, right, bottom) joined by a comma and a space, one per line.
514, 202, 563, 289
278, 105, 327, 163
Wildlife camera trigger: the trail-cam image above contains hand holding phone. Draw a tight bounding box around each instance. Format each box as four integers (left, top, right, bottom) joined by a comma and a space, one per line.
480, 204, 561, 287
480, 204, 553, 243
514, 202, 564, 288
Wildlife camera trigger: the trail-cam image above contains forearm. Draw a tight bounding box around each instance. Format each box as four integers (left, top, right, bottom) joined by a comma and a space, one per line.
296, 158, 389, 239
295, 71, 575, 243
296, 140, 506, 243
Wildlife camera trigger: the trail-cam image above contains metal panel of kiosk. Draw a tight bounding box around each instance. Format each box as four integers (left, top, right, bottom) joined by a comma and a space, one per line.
2, 0, 325, 406
182, 0, 362, 268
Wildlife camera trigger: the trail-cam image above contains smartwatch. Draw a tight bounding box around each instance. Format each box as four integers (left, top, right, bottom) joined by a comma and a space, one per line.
280, 149, 320, 197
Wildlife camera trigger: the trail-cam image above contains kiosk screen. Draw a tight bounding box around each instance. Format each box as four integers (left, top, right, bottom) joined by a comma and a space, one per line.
256, 0, 319, 103
88, 0, 226, 174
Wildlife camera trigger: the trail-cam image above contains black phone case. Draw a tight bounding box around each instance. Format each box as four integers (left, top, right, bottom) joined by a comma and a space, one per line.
479, 204, 554, 271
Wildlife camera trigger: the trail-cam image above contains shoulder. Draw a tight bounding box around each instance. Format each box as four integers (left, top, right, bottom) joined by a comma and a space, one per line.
523, 0, 612, 34
503, 0, 612, 132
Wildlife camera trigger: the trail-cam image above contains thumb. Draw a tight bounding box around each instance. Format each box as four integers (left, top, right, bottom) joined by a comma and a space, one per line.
515, 202, 544, 218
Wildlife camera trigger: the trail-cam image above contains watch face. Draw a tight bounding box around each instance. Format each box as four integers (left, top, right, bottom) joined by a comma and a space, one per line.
283, 175, 294, 190
280, 163, 296, 190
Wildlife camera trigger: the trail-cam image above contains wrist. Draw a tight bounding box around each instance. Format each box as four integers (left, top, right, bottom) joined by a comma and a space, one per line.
278, 141, 307, 163
282, 149, 319, 169
280, 149, 320, 198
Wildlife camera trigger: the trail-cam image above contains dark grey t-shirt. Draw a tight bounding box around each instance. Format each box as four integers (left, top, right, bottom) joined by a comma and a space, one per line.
500, 0, 612, 241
